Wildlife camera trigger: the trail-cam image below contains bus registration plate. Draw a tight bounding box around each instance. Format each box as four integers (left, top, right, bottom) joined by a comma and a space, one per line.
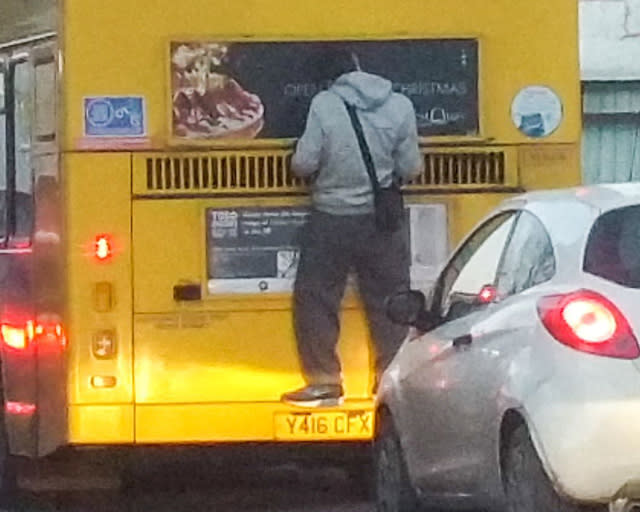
274, 410, 373, 440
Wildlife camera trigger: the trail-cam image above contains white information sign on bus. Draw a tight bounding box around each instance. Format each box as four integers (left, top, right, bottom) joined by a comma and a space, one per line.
206, 204, 449, 295
511, 85, 563, 138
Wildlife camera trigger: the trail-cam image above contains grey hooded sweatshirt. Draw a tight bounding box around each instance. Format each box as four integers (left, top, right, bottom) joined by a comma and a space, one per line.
291, 71, 423, 215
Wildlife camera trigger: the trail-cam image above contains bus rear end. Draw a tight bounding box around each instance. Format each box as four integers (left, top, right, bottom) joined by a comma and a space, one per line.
0, 0, 581, 454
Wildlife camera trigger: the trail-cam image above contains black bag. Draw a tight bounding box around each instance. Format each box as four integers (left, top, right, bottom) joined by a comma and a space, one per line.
344, 101, 404, 232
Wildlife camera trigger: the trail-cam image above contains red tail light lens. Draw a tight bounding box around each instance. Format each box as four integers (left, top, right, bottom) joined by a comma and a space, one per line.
5, 401, 36, 416
0, 319, 66, 351
0, 322, 33, 350
537, 290, 640, 359
95, 235, 112, 261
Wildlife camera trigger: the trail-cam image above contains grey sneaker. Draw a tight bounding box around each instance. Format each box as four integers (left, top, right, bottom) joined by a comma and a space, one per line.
281, 384, 344, 408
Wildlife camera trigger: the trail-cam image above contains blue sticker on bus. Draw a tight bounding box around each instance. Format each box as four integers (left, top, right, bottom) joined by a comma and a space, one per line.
84, 96, 146, 137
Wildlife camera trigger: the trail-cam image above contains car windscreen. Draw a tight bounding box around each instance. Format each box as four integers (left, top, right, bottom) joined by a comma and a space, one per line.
584, 205, 640, 288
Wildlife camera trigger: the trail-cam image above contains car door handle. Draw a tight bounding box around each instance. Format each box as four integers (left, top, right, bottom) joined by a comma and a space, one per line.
452, 334, 472, 348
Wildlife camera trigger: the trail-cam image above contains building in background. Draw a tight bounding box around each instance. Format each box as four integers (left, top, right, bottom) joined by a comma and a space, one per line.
0, 0, 55, 45
581, 0, 640, 183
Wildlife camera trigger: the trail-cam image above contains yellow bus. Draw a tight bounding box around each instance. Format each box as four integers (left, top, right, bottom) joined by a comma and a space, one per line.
0, 0, 580, 474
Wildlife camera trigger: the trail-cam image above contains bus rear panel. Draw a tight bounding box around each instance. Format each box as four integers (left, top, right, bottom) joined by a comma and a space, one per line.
0, 0, 581, 455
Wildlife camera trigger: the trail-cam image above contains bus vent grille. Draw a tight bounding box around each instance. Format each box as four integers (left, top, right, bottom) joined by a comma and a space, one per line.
137, 149, 511, 195
410, 152, 506, 187
144, 153, 305, 193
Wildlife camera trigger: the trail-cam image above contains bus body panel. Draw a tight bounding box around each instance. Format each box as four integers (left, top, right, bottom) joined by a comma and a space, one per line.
0, 0, 582, 451
68, 404, 133, 444
61, 0, 581, 150
64, 153, 134, 407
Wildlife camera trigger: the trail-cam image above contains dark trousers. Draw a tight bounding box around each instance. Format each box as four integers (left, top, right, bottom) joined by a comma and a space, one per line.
293, 210, 410, 387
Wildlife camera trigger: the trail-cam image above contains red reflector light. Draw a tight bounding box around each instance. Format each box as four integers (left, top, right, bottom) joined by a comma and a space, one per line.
537, 290, 640, 359
5, 401, 36, 415
1, 322, 33, 350
95, 235, 112, 261
0, 319, 66, 351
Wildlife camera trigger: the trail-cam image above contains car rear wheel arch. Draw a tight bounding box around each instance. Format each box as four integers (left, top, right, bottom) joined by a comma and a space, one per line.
500, 410, 606, 512
499, 408, 528, 488
374, 406, 422, 512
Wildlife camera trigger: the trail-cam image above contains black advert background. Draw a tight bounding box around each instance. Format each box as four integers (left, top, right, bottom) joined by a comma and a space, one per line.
217, 39, 479, 138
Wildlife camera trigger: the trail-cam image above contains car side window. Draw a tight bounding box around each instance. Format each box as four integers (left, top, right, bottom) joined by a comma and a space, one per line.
436, 212, 516, 321
496, 211, 555, 297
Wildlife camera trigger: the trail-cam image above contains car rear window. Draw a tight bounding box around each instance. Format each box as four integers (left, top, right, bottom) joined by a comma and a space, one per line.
584, 205, 640, 288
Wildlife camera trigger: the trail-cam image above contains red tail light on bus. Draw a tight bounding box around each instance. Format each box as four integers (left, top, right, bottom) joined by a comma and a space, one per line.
94, 235, 113, 261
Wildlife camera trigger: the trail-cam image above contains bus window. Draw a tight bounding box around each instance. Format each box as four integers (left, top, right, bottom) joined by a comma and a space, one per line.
0, 67, 6, 241
13, 60, 33, 242
34, 59, 55, 143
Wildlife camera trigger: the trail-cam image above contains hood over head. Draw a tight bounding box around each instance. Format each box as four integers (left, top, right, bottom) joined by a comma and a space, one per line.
330, 71, 393, 111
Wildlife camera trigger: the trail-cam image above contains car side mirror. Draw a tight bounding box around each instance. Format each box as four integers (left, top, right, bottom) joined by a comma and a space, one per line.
445, 284, 498, 320
386, 290, 440, 332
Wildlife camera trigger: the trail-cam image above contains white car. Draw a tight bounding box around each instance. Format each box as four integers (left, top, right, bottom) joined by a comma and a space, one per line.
375, 184, 640, 512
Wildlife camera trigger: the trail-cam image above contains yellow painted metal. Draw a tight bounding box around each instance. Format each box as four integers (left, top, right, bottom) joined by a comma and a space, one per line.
64, 153, 134, 412
132, 147, 518, 197
133, 307, 371, 404
58, 0, 581, 444
68, 405, 134, 444
134, 150, 306, 196
132, 196, 302, 312
519, 144, 582, 191
131, 194, 371, 404
93, 282, 114, 313
62, 0, 581, 150
135, 401, 373, 443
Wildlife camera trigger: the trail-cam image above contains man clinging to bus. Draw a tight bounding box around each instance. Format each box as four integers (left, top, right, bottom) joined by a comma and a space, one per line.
281, 46, 423, 407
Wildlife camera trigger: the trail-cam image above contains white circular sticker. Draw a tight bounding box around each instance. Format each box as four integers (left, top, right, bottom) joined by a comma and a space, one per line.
511, 86, 563, 138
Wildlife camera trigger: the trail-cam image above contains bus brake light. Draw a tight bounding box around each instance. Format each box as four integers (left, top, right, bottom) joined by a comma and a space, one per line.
95, 235, 113, 261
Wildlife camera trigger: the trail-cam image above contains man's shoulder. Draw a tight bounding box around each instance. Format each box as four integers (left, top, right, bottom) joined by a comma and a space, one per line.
387, 92, 415, 111
307, 91, 343, 120
310, 90, 338, 107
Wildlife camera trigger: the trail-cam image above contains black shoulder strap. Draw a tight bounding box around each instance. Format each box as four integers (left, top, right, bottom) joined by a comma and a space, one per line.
343, 101, 380, 193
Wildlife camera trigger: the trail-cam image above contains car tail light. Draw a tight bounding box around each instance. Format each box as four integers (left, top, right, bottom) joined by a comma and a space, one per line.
537, 290, 640, 359
0, 318, 66, 351
1, 322, 34, 350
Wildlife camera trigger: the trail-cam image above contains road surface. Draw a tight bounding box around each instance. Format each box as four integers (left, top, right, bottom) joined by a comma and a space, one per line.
5, 446, 374, 512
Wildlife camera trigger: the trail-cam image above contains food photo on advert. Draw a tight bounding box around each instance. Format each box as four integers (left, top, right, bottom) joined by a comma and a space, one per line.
171, 42, 265, 140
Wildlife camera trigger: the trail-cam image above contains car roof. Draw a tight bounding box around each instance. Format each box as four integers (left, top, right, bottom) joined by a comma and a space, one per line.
504, 183, 640, 213
493, 184, 640, 269
452, 183, 640, 271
